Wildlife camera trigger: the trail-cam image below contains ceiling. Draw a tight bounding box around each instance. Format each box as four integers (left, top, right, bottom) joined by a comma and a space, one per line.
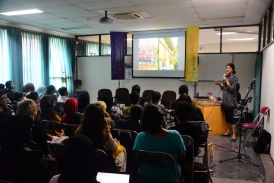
0, 0, 272, 36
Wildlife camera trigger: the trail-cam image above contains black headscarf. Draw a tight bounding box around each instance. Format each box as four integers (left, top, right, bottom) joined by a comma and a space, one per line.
77, 91, 90, 113
58, 135, 99, 183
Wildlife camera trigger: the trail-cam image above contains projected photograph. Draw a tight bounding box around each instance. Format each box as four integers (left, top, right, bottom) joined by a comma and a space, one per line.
138, 37, 179, 70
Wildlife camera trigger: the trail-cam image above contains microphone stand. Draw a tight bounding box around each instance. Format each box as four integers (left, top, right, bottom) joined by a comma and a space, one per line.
218, 79, 259, 167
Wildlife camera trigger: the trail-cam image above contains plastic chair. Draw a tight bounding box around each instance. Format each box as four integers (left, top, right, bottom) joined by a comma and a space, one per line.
161, 90, 176, 109
241, 106, 270, 147
62, 123, 80, 137
115, 88, 129, 105
98, 89, 113, 100
133, 149, 180, 183
141, 90, 154, 103
180, 135, 194, 183
95, 149, 118, 173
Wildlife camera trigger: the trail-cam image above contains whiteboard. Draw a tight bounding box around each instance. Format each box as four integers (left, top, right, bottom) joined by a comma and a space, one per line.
198, 54, 233, 81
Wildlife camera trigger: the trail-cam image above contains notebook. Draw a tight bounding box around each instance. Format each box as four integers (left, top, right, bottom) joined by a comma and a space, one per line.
96, 172, 130, 183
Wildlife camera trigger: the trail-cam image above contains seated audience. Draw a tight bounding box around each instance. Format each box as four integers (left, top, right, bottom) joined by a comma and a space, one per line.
36, 85, 47, 98
17, 99, 50, 155
5, 80, 15, 102
26, 91, 40, 113
170, 101, 206, 161
0, 84, 4, 89
172, 84, 189, 109
118, 105, 142, 133
75, 104, 127, 172
0, 115, 52, 183
40, 95, 61, 122
133, 104, 186, 183
122, 91, 140, 118
57, 87, 69, 103
77, 91, 90, 113
179, 94, 204, 121
0, 89, 10, 120
96, 101, 115, 129
61, 98, 82, 124
49, 135, 99, 183
125, 85, 145, 106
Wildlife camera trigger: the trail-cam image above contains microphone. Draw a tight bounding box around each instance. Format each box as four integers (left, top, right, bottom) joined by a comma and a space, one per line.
222, 74, 228, 84
246, 78, 256, 92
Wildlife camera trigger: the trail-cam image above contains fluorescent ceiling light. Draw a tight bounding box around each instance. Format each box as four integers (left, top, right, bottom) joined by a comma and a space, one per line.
0, 9, 43, 16
226, 38, 255, 41
217, 32, 236, 35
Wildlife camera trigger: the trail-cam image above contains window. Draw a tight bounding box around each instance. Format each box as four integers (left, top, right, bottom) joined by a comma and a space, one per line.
78, 36, 99, 56
126, 34, 132, 55
199, 28, 221, 53
101, 35, 111, 55
222, 26, 259, 52
0, 28, 11, 82
21, 32, 44, 88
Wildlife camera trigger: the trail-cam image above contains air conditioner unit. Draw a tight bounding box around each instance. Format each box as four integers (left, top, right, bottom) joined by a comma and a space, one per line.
113, 12, 144, 20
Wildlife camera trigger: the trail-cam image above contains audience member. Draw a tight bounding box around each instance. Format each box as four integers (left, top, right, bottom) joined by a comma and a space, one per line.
118, 105, 142, 133
58, 87, 69, 103
0, 115, 52, 183
75, 104, 127, 172
26, 91, 41, 114
45, 85, 59, 101
14, 92, 25, 104
0, 89, 10, 120
61, 98, 82, 124
179, 94, 204, 121
5, 80, 15, 102
36, 85, 47, 98
17, 99, 50, 155
49, 135, 99, 183
172, 84, 189, 109
122, 91, 140, 118
96, 101, 115, 129
40, 96, 61, 122
23, 83, 35, 94
133, 104, 186, 183
170, 101, 206, 161
125, 85, 145, 106
0, 84, 4, 89
77, 91, 90, 113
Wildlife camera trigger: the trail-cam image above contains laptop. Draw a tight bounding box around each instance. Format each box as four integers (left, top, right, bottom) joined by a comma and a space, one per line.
96, 172, 130, 183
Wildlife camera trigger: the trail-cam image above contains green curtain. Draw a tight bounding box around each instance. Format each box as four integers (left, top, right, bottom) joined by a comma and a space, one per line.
78, 40, 99, 56
7, 27, 23, 92
253, 53, 262, 117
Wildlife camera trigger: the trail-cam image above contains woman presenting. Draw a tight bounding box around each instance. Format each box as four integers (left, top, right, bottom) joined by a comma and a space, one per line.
214, 63, 238, 142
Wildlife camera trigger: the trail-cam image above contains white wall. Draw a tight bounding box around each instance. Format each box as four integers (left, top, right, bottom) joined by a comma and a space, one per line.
77, 54, 257, 108
261, 45, 274, 157
199, 42, 258, 53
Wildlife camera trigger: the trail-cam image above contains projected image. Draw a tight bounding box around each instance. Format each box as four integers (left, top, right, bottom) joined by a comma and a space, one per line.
138, 37, 179, 70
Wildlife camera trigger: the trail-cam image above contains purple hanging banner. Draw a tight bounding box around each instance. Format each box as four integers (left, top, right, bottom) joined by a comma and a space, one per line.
110, 32, 125, 80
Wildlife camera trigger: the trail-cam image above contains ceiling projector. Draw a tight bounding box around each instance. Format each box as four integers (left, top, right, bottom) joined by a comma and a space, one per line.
99, 11, 113, 24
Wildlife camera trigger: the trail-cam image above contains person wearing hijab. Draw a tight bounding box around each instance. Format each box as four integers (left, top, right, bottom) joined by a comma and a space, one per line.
77, 91, 90, 113
49, 135, 99, 183
96, 101, 114, 129
36, 85, 47, 98
40, 96, 61, 122
61, 98, 82, 124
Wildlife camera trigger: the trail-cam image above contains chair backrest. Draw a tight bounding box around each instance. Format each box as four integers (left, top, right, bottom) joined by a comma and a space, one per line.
115, 88, 129, 104
161, 90, 176, 109
62, 123, 80, 137
260, 106, 269, 115
190, 121, 210, 135
40, 120, 64, 136
141, 90, 154, 103
95, 149, 118, 173
133, 150, 178, 181
98, 89, 113, 99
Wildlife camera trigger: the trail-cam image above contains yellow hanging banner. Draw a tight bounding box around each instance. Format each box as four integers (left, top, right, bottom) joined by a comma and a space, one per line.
185, 26, 199, 81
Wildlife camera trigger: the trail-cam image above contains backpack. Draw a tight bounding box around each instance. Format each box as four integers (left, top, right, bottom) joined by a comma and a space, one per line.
253, 129, 271, 154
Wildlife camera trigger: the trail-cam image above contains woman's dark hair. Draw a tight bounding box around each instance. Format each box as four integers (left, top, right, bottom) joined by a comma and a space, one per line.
132, 85, 141, 94
130, 105, 143, 120
58, 87, 67, 96
5, 81, 12, 89
23, 83, 35, 92
151, 91, 161, 102
175, 101, 193, 122
26, 92, 38, 101
75, 104, 109, 148
179, 85, 188, 95
40, 95, 55, 112
236, 83, 240, 92
141, 104, 163, 133
129, 91, 140, 105
46, 85, 55, 94
178, 93, 192, 104
226, 63, 236, 74
14, 92, 24, 101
